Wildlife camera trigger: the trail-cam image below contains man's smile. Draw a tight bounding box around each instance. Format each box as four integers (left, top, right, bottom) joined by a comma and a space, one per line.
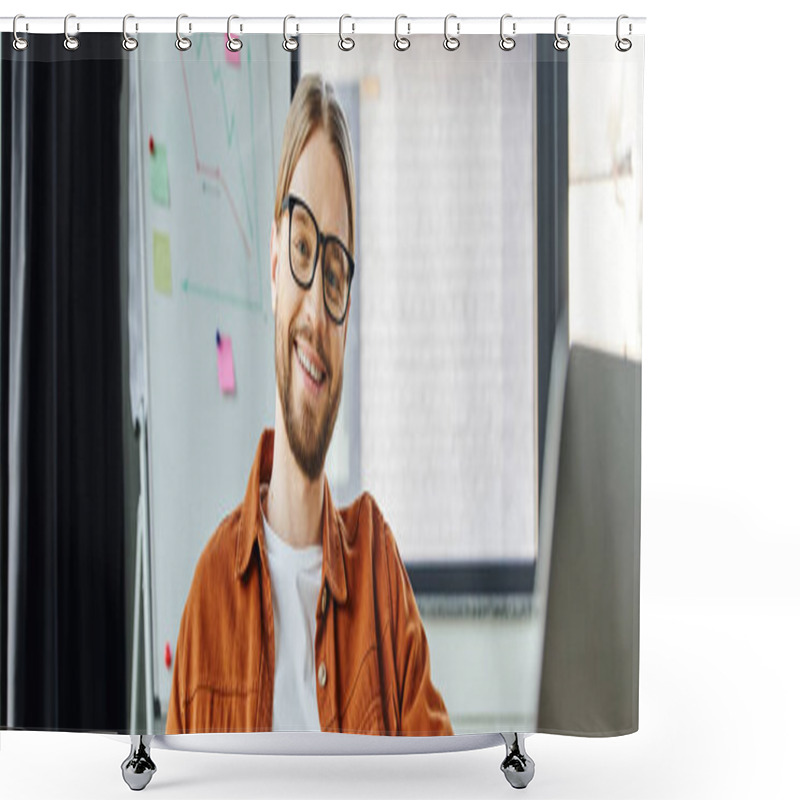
294, 338, 327, 394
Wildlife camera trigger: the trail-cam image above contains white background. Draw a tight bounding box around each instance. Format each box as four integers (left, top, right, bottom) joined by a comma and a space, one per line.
3, 1, 799, 798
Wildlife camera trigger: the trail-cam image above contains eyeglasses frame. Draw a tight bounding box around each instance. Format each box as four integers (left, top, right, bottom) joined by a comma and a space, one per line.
280, 193, 355, 326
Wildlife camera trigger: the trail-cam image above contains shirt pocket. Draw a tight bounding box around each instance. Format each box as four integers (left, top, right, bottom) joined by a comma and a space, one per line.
185, 683, 259, 733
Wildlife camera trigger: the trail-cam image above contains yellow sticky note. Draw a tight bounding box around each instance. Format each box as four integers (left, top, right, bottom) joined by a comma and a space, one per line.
150, 142, 170, 208
153, 231, 173, 295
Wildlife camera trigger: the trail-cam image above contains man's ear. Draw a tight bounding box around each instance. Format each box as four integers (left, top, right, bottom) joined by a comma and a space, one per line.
269, 218, 279, 315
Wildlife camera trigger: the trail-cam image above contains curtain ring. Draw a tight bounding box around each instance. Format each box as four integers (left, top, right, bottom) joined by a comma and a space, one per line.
338, 14, 355, 51
12, 14, 29, 51
499, 14, 515, 51
553, 14, 570, 51
64, 13, 79, 51
615, 15, 632, 52
443, 14, 460, 51
283, 15, 298, 51
122, 14, 139, 51
175, 13, 192, 51
394, 15, 410, 51
226, 14, 243, 52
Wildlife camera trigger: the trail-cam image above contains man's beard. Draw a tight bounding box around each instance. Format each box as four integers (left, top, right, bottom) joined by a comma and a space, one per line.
275, 313, 342, 481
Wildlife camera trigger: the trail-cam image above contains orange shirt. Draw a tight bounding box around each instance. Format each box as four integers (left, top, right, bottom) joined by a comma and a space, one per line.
166, 428, 453, 735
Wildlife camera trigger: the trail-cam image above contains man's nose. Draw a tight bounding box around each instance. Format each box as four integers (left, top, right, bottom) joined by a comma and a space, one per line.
302, 247, 327, 330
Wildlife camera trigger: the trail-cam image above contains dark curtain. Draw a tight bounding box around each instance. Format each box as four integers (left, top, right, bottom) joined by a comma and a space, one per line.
536, 37, 569, 483
1, 33, 126, 732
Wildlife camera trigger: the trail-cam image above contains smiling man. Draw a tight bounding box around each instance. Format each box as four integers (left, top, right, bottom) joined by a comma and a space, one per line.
166, 74, 452, 736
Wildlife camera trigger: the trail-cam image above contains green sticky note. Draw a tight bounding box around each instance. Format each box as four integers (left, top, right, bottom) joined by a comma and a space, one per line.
150, 142, 170, 208
153, 231, 173, 295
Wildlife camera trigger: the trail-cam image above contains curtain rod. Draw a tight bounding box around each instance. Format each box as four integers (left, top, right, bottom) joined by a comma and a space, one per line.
0, 15, 646, 37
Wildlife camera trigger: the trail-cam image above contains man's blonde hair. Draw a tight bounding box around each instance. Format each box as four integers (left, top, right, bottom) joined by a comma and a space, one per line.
273, 74, 356, 252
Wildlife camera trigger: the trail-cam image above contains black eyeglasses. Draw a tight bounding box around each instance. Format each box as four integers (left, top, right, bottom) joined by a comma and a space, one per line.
280, 194, 355, 325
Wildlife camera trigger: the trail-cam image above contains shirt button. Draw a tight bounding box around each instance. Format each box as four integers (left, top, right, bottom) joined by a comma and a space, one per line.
318, 662, 327, 688
321, 584, 328, 615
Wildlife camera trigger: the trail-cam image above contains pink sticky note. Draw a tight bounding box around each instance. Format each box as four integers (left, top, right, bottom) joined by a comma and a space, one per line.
217, 334, 236, 394
224, 36, 241, 66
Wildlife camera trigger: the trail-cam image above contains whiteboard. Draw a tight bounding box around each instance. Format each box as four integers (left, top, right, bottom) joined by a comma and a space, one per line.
136, 33, 291, 715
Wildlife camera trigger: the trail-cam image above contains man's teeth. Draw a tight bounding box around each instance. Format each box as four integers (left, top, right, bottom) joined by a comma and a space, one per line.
297, 345, 322, 383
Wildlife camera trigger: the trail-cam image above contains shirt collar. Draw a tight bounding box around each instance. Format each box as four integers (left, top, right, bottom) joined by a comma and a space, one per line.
234, 427, 349, 606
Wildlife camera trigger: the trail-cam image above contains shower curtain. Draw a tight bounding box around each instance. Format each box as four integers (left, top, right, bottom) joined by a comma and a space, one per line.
0, 19, 644, 739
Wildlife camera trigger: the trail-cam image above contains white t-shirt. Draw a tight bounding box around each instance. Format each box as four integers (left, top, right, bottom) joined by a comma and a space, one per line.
260, 495, 323, 732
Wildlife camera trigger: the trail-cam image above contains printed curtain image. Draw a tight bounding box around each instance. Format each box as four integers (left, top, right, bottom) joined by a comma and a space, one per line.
0, 31, 643, 737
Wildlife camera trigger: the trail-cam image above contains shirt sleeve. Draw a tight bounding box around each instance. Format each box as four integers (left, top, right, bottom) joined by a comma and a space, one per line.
384, 520, 454, 736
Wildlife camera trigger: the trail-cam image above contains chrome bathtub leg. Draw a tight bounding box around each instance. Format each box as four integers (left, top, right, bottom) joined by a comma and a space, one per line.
121, 734, 156, 791
500, 732, 535, 789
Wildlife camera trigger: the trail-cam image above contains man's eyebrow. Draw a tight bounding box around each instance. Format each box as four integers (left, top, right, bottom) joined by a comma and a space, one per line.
289, 191, 349, 243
